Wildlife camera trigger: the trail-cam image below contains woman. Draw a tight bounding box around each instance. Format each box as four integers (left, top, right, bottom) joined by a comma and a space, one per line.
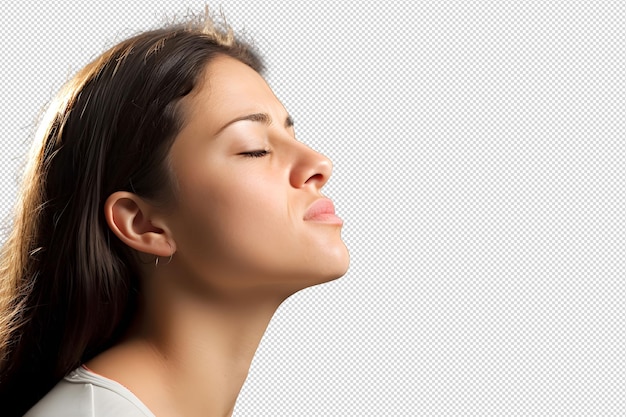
0, 9, 349, 417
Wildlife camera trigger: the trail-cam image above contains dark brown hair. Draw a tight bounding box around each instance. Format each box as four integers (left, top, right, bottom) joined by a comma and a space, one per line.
0, 9, 263, 416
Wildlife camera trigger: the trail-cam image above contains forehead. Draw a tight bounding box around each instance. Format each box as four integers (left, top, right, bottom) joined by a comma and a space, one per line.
185, 54, 281, 120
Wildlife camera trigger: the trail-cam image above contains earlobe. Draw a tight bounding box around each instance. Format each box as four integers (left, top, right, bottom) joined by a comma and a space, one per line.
104, 191, 174, 257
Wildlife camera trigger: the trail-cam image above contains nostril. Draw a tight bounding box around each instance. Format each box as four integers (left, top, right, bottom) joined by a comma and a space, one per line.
304, 173, 325, 185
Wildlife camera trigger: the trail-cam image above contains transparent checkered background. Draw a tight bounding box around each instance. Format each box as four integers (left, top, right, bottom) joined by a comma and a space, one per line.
1, 1, 625, 416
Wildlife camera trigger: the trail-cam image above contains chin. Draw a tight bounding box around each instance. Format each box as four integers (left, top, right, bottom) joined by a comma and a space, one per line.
330, 240, 350, 272
303, 242, 350, 287
328, 248, 351, 280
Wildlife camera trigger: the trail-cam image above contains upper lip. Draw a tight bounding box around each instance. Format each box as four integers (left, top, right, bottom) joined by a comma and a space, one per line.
303, 198, 336, 220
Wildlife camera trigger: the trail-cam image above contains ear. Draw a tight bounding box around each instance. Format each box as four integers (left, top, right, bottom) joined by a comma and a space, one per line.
104, 191, 175, 257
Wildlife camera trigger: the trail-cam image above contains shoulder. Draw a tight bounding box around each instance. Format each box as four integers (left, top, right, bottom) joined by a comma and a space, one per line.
24, 367, 155, 417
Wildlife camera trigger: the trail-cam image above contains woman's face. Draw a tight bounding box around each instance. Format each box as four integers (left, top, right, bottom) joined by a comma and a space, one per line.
165, 55, 349, 295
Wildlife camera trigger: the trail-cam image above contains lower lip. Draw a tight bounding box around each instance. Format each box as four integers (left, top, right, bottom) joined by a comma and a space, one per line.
304, 213, 344, 225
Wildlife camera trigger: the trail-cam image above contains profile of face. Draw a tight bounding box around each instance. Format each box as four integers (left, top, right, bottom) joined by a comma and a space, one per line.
160, 55, 349, 297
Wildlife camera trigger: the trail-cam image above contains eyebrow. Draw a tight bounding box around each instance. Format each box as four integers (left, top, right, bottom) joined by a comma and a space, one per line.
215, 113, 294, 135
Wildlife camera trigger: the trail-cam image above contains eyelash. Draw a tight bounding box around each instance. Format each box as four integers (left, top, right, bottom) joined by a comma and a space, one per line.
240, 149, 271, 158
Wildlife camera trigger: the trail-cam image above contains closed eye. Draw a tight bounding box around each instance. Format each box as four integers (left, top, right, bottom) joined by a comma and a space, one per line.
239, 149, 270, 158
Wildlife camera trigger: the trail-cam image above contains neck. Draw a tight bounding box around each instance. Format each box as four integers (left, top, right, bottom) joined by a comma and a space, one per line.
88, 282, 289, 417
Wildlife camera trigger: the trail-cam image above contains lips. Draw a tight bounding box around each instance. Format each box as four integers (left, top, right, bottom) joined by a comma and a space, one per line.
303, 198, 343, 224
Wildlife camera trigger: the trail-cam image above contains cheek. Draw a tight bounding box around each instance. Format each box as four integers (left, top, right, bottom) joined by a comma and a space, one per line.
172, 166, 299, 276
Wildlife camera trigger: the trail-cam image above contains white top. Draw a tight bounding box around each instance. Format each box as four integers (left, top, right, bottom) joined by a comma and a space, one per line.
24, 366, 155, 417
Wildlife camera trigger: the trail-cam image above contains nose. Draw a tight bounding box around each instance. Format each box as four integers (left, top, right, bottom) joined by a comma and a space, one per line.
289, 142, 333, 190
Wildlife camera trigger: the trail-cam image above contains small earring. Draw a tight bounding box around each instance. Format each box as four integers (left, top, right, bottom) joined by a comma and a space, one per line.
155, 242, 174, 267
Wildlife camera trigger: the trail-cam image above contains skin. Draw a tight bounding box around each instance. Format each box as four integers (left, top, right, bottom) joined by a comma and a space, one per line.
86, 55, 350, 417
